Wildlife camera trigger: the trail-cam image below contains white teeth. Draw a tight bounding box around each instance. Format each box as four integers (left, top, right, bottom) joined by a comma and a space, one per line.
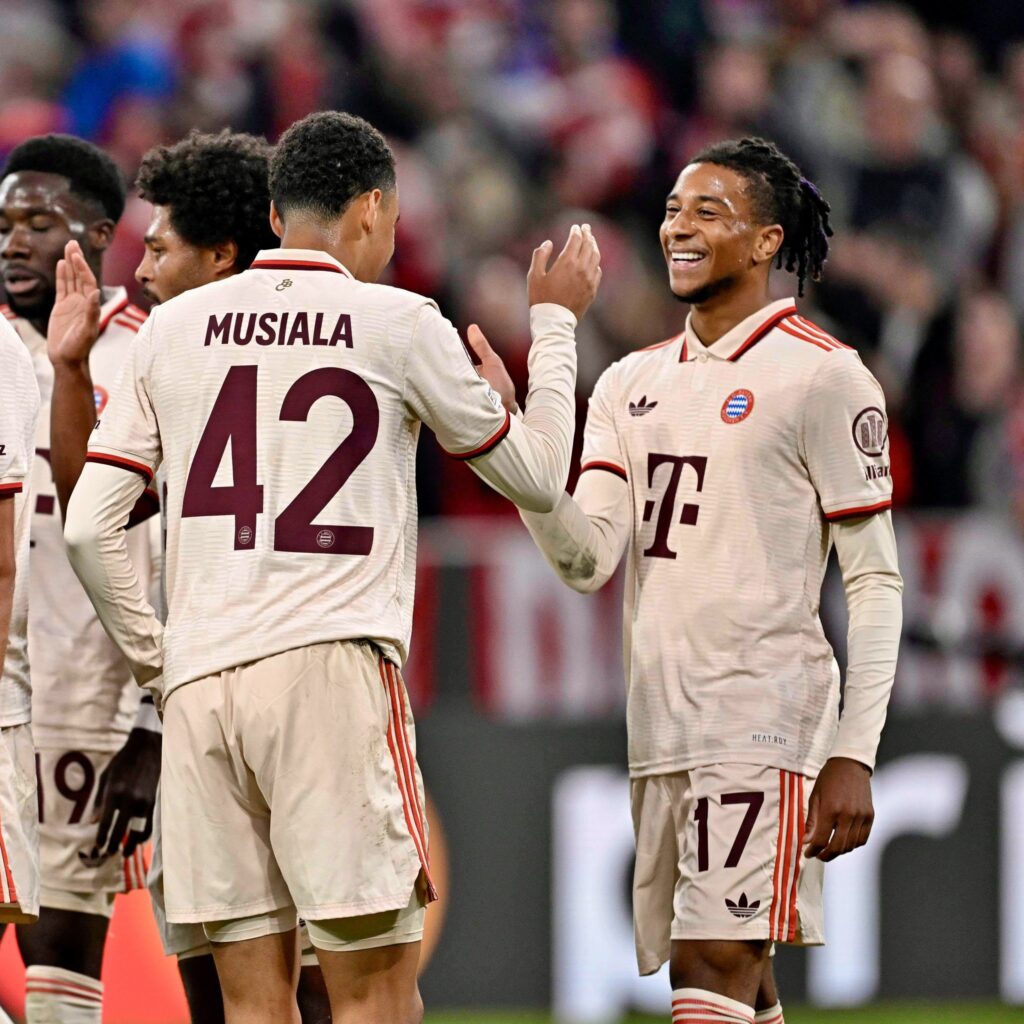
671, 252, 704, 263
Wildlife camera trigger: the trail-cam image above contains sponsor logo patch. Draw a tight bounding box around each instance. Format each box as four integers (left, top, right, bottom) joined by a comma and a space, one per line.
852, 406, 887, 456
721, 389, 754, 424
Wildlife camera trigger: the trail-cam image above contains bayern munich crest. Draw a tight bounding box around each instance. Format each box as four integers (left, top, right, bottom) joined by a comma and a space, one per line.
721, 388, 754, 424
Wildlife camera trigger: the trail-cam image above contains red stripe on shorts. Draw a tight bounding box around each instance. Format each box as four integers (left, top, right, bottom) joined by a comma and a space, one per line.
787, 775, 805, 941
379, 658, 437, 902
0, 804, 19, 905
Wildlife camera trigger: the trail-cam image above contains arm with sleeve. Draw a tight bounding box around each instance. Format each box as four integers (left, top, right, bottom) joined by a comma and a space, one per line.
404, 302, 580, 513
520, 363, 631, 592
803, 353, 903, 771
63, 317, 164, 689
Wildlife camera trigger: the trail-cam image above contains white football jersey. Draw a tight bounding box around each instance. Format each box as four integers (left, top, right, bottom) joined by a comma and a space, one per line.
5, 292, 159, 749
0, 318, 40, 727
86, 248, 577, 697
580, 299, 893, 777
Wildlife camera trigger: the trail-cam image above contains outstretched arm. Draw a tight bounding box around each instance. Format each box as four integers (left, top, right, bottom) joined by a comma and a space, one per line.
406, 226, 601, 513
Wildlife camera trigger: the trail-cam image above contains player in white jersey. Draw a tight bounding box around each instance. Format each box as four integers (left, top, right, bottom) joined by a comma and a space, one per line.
0, 134, 158, 1022
64, 111, 600, 1023
48, 128, 330, 1024
0, 319, 41, 932
486, 138, 902, 1024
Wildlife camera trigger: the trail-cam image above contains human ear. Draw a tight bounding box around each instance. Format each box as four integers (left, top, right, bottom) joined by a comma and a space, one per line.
754, 224, 784, 267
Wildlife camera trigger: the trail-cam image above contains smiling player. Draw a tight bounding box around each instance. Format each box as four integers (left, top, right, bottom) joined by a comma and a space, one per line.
502, 137, 904, 1024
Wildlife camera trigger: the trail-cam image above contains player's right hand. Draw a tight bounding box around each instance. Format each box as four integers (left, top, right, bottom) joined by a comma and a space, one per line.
527, 223, 602, 320
47, 239, 101, 367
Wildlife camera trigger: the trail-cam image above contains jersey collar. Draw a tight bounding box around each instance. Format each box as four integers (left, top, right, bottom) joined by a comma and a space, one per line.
680, 297, 796, 363
98, 287, 129, 335
249, 248, 354, 279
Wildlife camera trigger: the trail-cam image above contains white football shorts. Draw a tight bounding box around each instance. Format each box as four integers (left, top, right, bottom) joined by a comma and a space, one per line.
631, 762, 824, 975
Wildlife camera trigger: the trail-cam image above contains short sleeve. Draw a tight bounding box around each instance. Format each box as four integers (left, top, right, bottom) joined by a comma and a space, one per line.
802, 353, 893, 521
87, 315, 161, 482
0, 334, 38, 495
403, 302, 511, 459
579, 364, 627, 482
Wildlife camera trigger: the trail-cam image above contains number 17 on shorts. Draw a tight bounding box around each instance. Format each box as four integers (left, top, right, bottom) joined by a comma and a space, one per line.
631, 763, 825, 973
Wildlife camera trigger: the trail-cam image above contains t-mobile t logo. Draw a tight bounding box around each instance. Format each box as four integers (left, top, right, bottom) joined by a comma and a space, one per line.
642, 453, 707, 559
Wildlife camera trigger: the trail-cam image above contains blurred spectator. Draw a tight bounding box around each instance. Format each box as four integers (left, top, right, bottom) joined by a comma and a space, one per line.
4, 0, 1024, 518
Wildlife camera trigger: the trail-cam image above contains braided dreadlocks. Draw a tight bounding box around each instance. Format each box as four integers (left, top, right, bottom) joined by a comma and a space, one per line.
688, 137, 833, 296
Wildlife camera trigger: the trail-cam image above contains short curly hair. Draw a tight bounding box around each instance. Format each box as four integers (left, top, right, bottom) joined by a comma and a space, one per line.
269, 111, 395, 220
136, 129, 276, 272
3, 133, 126, 222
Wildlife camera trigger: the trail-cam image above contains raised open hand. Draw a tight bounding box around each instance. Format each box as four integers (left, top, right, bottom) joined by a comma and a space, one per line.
48, 239, 101, 367
527, 224, 602, 321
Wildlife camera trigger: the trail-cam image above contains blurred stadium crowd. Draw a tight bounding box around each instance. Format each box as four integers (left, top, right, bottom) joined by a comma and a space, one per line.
3, 0, 1024, 521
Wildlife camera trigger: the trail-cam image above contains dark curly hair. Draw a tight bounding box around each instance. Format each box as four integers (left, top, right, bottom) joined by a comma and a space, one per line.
136, 129, 275, 272
3, 133, 126, 222
688, 137, 833, 296
270, 111, 395, 221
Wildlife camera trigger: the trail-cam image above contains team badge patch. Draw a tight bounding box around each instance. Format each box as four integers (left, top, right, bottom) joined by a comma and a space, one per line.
721, 389, 754, 424
94, 385, 109, 415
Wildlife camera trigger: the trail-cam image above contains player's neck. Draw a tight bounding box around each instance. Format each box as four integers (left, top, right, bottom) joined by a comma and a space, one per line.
689, 279, 773, 347
278, 224, 363, 280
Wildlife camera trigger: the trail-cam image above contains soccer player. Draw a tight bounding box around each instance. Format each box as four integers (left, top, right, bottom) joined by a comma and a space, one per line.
48, 128, 330, 1024
64, 110, 600, 1024
504, 138, 903, 1024
0, 318, 41, 935
0, 134, 158, 1022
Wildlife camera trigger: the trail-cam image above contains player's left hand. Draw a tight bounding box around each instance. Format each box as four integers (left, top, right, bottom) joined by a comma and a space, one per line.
466, 324, 518, 413
94, 726, 162, 858
47, 239, 101, 367
803, 756, 874, 862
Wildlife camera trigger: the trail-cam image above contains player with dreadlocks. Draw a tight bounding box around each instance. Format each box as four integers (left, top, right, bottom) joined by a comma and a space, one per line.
475, 137, 903, 1023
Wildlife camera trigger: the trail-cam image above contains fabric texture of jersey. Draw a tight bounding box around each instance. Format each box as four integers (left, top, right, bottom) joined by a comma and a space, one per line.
579, 299, 893, 777
4, 293, 158, 749
0, 318, 40, 727
84, 249, 576, 696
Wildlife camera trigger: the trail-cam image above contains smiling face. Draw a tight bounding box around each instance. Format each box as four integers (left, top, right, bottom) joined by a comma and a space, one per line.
659, 162, 782, 306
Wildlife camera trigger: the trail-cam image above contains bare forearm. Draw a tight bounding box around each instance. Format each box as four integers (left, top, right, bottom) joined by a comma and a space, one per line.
50, 359, 96, 519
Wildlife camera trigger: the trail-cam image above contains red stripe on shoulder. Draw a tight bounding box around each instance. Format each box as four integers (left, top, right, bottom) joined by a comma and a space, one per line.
122, 305, 148, 323
447, 410, 512, 461
86, 452, 154, 483
793, 315, 851, 350
778, 320, 833, 352
113, 317, 141, 333
825, 499, 892, 522
580, 460, 627, 481
640, 332, 682, 353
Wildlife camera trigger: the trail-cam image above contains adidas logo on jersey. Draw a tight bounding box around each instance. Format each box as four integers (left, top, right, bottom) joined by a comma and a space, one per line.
629, 395, 658, 417
725, 892, 760, 919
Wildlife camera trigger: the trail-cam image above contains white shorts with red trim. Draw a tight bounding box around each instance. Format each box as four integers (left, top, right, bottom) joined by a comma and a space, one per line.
35, 746, 148, 917
0, 722, 39, 924
161, 640, 435, 926
631, 763, 823, 975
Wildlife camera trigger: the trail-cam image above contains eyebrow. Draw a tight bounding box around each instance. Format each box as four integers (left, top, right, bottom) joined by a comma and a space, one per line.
665, 193, 731, 207
143, 234, 161, 244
